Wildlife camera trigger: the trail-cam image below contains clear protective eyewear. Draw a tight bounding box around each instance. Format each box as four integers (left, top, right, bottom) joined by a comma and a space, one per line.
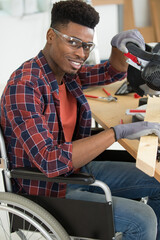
51, 27, 95, 53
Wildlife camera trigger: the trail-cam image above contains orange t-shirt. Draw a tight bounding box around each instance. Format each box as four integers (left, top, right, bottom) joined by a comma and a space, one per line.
59, 83, 77, 142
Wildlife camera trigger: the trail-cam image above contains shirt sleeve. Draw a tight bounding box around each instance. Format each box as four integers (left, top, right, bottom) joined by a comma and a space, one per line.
4, 79, 74, 178
78, 60, 127, 88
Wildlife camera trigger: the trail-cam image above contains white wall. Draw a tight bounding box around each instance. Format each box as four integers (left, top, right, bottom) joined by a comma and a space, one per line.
133, 0, 150, 27
94, 4, 118, 61
0, 11, 50, 96
0, 0, 150, 96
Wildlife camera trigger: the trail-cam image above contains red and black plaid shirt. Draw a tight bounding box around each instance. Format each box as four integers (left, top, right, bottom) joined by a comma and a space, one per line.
0, 51, 126, 197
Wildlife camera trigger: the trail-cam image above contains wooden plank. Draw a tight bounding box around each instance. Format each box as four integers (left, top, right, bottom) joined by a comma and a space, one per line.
137, 26, 156, 43
136, 135, 158, 176
136, 96, 160, 177
149, 0, 160, 42
123, 0, 156, 43
123, 0, 135, 30
92, 0, 124, 5
155, 162, 160, 182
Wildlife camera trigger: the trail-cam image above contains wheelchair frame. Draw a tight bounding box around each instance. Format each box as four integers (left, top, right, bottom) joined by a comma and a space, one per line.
0, 125, 120, 240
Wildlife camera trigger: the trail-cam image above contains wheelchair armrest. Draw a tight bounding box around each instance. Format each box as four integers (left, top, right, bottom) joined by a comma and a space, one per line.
10, 167, 95, 185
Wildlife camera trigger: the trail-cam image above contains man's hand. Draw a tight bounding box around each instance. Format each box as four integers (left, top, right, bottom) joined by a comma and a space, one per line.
112, 121, 160, 141
111, 29, 145, 53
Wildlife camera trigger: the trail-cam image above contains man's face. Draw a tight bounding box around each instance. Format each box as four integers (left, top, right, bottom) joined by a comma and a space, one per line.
46, 22, 94, 76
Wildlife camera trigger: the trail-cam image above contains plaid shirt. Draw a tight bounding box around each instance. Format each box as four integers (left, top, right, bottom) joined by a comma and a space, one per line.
0, 51, 126, 197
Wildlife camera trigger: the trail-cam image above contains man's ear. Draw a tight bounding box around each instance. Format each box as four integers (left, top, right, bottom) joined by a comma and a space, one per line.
46, 28, 55, 43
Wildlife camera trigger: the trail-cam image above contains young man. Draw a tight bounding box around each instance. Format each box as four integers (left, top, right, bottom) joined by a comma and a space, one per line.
1, 1, 160, 239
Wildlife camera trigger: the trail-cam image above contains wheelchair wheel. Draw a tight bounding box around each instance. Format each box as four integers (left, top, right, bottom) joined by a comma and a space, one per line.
0, 192, 70, 240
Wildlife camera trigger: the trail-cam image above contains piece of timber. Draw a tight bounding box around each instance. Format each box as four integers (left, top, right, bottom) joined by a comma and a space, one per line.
149, 0, 160, 42
123, 0, 134, 30
123, 0, 156, 43
92, 0, 124, 5
137, 26, 156, 44
155, 162, 160, 182
136, 96, 160, 179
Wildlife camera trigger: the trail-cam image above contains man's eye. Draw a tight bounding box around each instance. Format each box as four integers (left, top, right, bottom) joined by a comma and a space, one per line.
68, 40, 78, 46
83, 45, 90, 50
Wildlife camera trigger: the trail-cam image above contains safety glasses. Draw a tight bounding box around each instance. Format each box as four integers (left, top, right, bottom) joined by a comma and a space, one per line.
51, 28, 95, 53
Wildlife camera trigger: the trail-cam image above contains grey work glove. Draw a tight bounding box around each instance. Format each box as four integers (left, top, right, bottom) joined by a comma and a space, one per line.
111, 29, 145, 53
112, 121, 160, 141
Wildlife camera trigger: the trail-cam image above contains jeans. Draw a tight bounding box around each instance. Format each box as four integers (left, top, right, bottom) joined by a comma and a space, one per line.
66, 161, 160, 240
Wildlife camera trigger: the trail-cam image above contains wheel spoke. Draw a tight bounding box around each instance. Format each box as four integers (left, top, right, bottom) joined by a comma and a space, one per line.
0, 193, 70, 240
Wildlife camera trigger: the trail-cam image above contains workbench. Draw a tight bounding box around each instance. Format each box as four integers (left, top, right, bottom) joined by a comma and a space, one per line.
84, 79, 140, 159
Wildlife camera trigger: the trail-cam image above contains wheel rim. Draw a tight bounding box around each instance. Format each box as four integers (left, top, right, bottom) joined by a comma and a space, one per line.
0, 204, 54, 239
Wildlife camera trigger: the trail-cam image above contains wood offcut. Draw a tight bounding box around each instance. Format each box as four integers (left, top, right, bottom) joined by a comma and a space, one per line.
136, 96, 160, 181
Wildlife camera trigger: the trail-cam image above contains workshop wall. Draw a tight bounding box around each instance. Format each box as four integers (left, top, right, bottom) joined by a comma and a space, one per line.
0, 11, 50, 96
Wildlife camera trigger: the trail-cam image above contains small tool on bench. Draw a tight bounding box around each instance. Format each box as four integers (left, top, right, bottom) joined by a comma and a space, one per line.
85, 94, 117, 102
102, 88, 117, 102
126, 109, 146, 115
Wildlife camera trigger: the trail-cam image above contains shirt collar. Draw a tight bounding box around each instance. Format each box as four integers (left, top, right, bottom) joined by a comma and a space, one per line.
35, 51, 59, 93
35, 51, 79, 94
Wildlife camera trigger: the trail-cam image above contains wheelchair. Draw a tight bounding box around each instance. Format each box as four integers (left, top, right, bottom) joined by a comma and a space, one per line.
0, 125, 122, 240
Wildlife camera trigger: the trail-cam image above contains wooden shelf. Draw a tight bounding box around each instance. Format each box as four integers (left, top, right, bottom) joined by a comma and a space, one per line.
123, 0, 156, 43
150, 0, 160, 42
92, 0, 124, 6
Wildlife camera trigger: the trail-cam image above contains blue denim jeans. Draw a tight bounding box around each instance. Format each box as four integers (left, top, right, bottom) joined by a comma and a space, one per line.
66, 161, 160, 240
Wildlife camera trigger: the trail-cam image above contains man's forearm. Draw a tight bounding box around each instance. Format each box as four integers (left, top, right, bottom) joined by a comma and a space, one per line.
109, 47, 128, 72
72, 128, 115, 169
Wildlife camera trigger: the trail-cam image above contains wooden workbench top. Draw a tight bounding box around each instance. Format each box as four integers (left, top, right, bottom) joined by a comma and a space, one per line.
84, 80, 140, 159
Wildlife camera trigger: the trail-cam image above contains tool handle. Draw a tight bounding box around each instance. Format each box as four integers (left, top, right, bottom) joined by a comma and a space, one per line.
129, 109, 146, 113
124, 52, 140, 65
103, 88, 111, 96
85, 94, 98, 99
126, 109, 146, 115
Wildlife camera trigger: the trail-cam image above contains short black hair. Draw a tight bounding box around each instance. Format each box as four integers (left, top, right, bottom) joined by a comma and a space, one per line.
50, 0, 99, 29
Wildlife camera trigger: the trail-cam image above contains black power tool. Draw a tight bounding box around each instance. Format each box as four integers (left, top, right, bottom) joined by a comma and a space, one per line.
126, 42, 160, 96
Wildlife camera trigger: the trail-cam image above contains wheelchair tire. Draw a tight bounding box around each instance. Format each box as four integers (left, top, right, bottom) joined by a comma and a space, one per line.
0, 192, 70, 240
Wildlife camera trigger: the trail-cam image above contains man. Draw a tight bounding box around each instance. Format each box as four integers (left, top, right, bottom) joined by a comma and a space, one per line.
1, 1, 160, 239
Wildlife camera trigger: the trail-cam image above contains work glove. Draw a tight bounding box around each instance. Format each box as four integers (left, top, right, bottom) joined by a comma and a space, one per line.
112, 121, 160, 141
111, 29, 145, 53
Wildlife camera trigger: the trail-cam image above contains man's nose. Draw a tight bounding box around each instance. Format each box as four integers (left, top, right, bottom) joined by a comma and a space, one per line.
74, 46, 87, 59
